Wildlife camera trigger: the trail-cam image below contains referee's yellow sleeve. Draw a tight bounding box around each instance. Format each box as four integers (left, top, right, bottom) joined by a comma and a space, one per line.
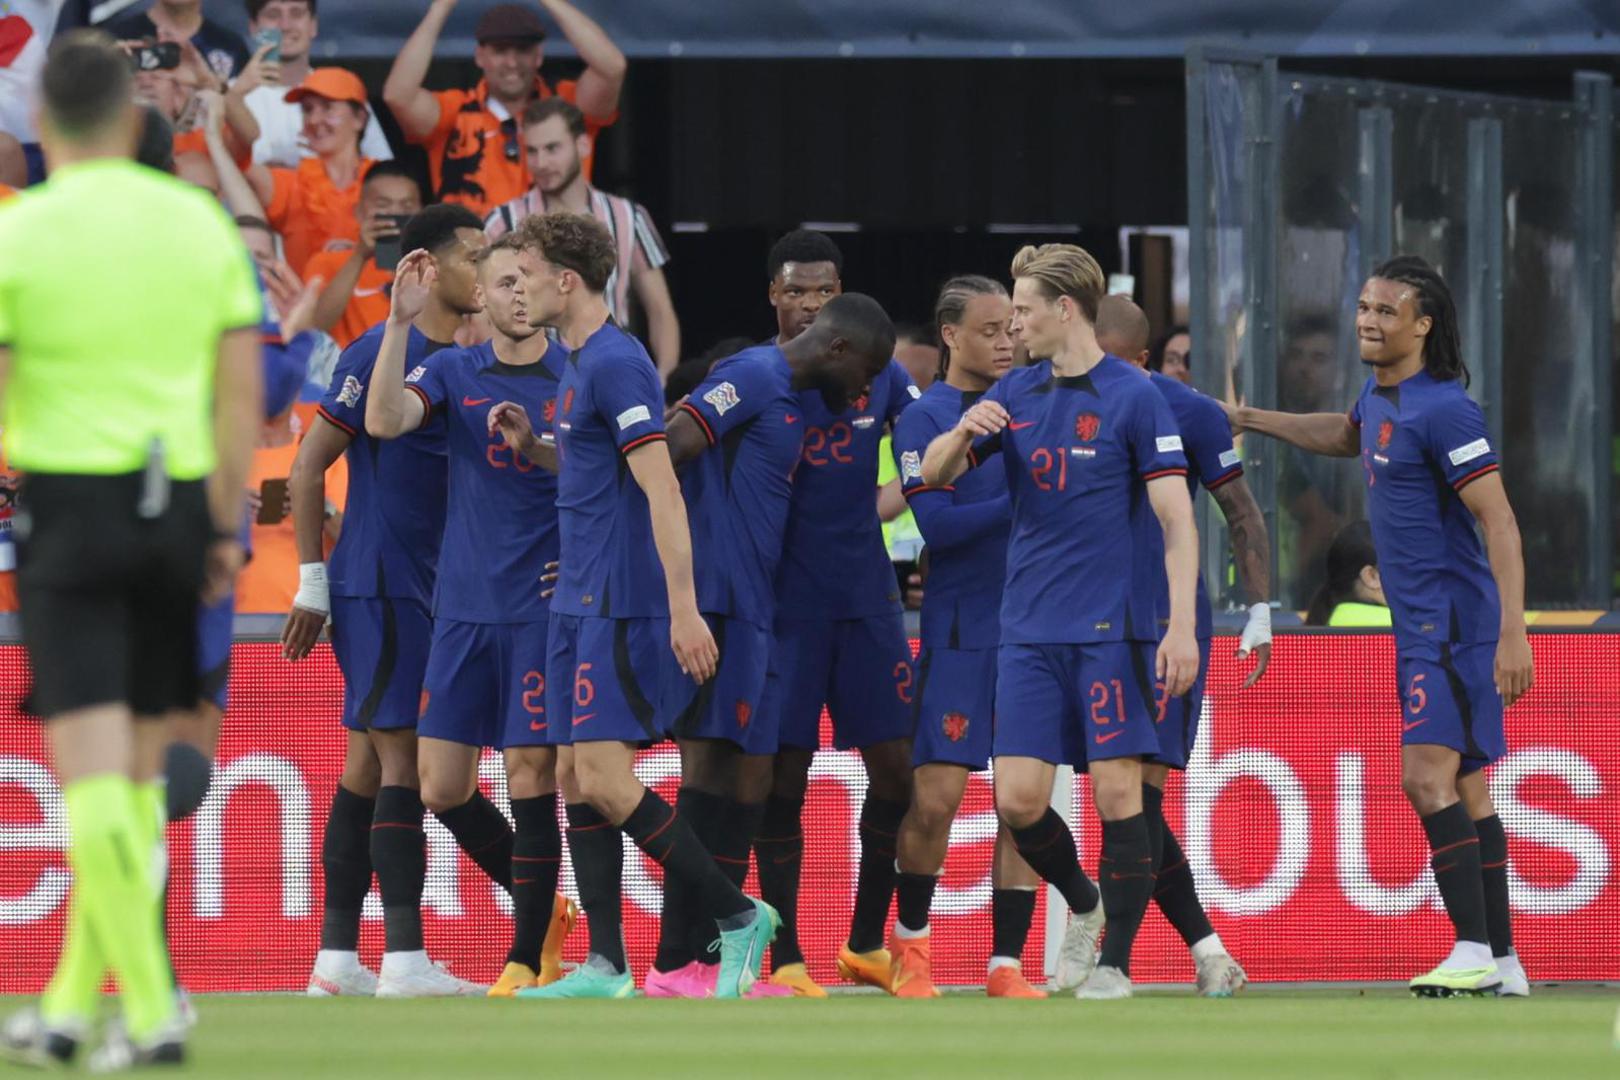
204, 196, 265, 334
0, 200, 17, 345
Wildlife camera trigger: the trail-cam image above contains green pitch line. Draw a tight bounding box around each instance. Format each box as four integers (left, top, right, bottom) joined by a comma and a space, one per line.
4, 988, 1616, 1078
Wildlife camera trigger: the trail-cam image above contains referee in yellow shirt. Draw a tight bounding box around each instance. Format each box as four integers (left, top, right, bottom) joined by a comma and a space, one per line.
0, 32, 262, 1070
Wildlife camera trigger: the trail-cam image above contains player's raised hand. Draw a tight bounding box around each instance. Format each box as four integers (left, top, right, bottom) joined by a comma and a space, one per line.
1495, 629, 1533, 707
488, 400, 534, 449
389, 250, 436, 324
958, 399, 1010, 438
670, 606, 719, 683
1157, 625, 1200, 698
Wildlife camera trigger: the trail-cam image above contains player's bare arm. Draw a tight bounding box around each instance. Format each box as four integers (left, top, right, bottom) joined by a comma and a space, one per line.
625, 440, 718, 683
1226, 401, 1359, 458
663, 407, 710, 468
364, 250, 434, 439
1148, 474, 1200, 697
1211, 473, 1273, 686
281, 415, 351, 661
920, 398, 1007, 486
1458, 471, 1533, 706
488, 401, 560, 472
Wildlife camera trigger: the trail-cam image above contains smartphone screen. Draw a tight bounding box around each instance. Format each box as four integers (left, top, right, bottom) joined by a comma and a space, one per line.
250, 27, 282, 64
374, 214, 412, 273
257, 478, 289, 526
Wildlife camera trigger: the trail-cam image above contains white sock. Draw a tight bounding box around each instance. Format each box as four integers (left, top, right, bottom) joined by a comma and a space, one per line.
380, 949, 428, 971
1442, 940, 1494, 970
1189, 933, 1227, 963
987, 955, 1019, 974
316, 948, 360, 968
894, 920, 929, 940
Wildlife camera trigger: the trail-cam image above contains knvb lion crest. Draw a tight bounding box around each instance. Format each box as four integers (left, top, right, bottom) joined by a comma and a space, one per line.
1377, 420, 1395, 450
543, 398, 557, 425
1075, 412, 1101, 442
735, 700, 752, 729
562, 388, 575, 416
942, 712, 969, 743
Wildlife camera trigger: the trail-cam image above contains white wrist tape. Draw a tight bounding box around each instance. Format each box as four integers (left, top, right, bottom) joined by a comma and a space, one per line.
294, 562, 330, 616
1238, 602, 1272, 656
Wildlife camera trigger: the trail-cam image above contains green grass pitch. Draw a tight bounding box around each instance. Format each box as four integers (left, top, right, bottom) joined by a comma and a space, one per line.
9, 986, 1618, 1078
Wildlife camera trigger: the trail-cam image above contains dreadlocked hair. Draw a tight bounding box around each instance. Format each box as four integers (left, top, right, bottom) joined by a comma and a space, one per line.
1369, 255, 1469, 387
933, 274, 1007, 380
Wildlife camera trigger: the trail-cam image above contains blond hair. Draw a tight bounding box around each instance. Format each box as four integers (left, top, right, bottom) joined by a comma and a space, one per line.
1010, 243, 1105, 324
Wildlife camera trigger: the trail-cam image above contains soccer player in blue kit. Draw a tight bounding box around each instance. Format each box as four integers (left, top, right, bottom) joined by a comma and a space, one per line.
885, 275, 1046, 1000
643, 293, 899, 998
1226, 256, 1533, 997
1094, 295, 1271, 996
749, 230, 922, 996
283, 205, 504, 997
364, 233, 577, 998
487, 212, 777, 1000
921, 244, 1202, 1001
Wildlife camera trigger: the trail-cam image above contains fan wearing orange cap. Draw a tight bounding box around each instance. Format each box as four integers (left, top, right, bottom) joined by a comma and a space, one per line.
224, 67, 376, 274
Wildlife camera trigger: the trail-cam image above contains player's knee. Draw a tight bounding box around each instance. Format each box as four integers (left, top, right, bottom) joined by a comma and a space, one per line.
909, 787, 958, 836
420, 776, 475, 816
995, 785, 1047, 830
1401, 770, 1453, 816
164, 742, 212, 821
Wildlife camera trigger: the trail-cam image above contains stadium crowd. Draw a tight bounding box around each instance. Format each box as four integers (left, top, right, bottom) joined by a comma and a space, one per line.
0, 2, 1538, 1068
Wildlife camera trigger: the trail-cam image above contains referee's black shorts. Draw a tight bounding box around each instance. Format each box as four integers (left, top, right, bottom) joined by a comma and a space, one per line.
15, 472, 210, 720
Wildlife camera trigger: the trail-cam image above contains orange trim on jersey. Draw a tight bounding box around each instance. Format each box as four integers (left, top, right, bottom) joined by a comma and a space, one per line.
903, 484, 955, 499
1205, 467, 1244, 490
1453, 463, 1499, 491
404, 383, 434, 429
620, 432, 668, 456
677, 401, 716, 446
316, 405, 356, 437
1143, 468, 1189, 482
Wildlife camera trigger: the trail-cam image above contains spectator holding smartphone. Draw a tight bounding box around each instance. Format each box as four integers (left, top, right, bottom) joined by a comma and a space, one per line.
240, 1, 392, 167
303, 163, 424, 347
106, 0, 249, 80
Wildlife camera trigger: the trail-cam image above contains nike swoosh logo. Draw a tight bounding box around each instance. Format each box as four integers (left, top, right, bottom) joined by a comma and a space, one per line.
354, 287, 386, 298
1095, 730, 1123, 744
1007, 420, 1036, 430
572, 713, 596, 727
529, 720, 547, 732
1403, 718, 1428, 732
463, 397, 492, 407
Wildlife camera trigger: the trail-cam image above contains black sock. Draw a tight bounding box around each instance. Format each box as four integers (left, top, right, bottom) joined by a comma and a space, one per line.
991, 888, 1038, 960
1474, 814, 1513, 958
895, 872, 937, 935
755, 793, 805, 970
371, 785, 426, 953
1154, 821, 1215, 947
847, 796, 906, 953
1008, 808, 1100, 914
687, 797, 764, 962
508, 794, 562, 968
1421, 804, 1488, 946
622, 789, 751, 923
655, 787, 724, 973
1141, 784, 1166, 882
320, 785, 375, 952
436, 791, 513, 892
566, 802, 626, 972
1096, 814, 1155, 975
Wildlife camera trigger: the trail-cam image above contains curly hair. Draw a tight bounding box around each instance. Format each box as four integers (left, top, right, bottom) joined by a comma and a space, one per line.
517, 211, 616, 294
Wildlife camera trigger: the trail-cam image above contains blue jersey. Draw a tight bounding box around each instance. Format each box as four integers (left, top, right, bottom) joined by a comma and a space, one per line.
977, 355, 1187, 644
404, 340, 563, 624
1129, 371, 1245, 641
893, 381, 1010, 651
676, 345, 803, 629
774, 359, 919, 620
1349, 370, 1501, 657
317, 323, 451, 604
552, 322, 668, 619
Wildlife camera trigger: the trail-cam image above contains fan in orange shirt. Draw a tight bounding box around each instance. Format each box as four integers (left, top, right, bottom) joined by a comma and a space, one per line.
304, 162, 424, 348
222, 68, 376, 274
236, 402, 348, 613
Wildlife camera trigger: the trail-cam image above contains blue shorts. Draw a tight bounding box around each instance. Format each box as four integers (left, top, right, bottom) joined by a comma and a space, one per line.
764, 613, 915, 753
545, 612, 685, 746
910, 646, 996, 770
418, 619, 552, 750
993, 641, 1161, 766
329, 595, 433, 732
1146, 637, 1211, 770
196, 592, 234, 713
672, 615, 775, 756
1398, 643, 1505, 772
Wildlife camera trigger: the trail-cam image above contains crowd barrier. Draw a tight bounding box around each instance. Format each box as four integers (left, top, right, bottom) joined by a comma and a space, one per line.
2, 633, 1615, 990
